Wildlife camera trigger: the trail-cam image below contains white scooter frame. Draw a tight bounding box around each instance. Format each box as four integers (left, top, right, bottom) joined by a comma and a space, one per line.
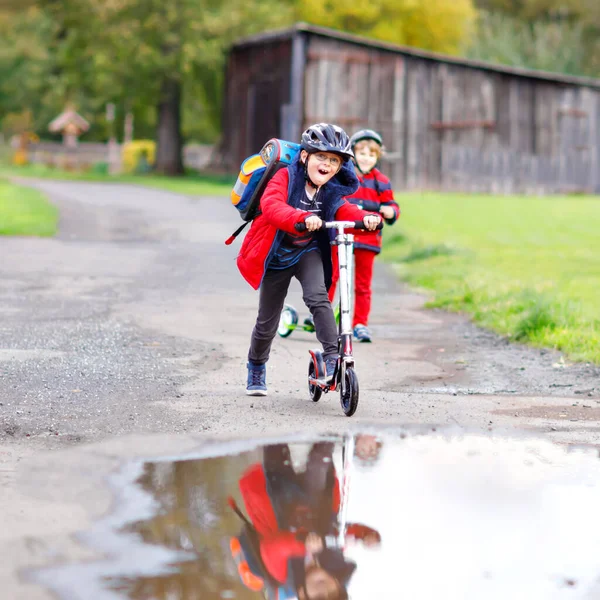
296, 220, 382, 417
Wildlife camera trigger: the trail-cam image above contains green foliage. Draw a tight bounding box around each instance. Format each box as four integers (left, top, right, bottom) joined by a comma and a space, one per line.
86, 0, 295, 143
297, 0, 476, 55
0, 178, 58, 236
467, 9, 596, 76
382, 192, 600, 364
0, 1, 295, 146
90, 161, 109, 175
470, 0, 600, 76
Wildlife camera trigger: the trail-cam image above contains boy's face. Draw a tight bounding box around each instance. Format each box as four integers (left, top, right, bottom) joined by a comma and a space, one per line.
302, 150, 343, 187
302, 566, 341, 600
353, 141, 379, 173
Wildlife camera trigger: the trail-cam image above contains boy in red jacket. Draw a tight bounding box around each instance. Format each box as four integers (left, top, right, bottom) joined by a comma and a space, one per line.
328, 130, 400, 343
237, 123, 381, 396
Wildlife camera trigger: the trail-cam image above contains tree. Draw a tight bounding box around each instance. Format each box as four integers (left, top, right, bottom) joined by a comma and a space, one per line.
0, 2, 118, 143
296, 0, 476, 56
90, 0, 295, 175
469, 0, 599, 76
1, 0, 296, 173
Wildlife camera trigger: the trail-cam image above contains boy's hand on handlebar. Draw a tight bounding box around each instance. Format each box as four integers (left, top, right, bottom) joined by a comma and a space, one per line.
379, 205, 395, 220
304, 215, 323, 232
363, 214, 381, 231
305, 533, 324, 555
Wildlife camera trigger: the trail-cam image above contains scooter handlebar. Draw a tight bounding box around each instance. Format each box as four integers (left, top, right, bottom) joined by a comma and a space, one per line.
294, 220, 383, 233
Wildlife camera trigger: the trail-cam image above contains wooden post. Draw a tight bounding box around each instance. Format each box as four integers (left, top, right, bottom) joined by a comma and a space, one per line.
124, 111, 134, 144
106, 103, 120, 175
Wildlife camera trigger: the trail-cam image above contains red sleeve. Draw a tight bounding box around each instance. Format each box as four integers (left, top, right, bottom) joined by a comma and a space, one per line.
345, 523, 381, 542
260, 532, 306, 583
376, 171, 400, 221
260, 168, 310, 234
238, 464, 279, 536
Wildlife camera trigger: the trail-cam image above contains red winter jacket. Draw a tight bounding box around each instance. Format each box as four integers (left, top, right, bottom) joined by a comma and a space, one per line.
344, 167, 400, 253
237, 156, 372, 290
239, 463, 342, 584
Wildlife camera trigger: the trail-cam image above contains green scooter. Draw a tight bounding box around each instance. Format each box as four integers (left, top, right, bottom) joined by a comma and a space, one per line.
277, 303, 340, 338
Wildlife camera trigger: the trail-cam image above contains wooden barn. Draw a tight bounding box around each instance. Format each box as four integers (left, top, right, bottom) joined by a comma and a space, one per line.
220, 22, 600, 195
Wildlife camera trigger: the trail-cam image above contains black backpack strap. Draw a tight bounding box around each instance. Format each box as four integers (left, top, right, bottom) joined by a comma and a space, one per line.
225, 221, 250, 245
224, 211, 262, 245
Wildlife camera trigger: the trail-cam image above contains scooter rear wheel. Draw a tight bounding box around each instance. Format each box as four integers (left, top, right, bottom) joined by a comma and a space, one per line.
277, 305, 298, 338
340, 367, 359, 416
308, 360, 322, 402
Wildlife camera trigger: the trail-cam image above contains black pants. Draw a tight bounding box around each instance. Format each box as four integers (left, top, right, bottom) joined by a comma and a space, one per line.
248, 250, 338, 365
263, 442, 336, 533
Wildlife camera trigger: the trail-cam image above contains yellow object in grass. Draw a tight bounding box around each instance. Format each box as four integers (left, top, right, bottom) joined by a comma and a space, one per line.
122, 140, 156, 173
12, 149, 29, 166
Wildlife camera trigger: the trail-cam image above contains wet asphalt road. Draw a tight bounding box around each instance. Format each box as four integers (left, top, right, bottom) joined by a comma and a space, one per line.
1, 178, 599, 449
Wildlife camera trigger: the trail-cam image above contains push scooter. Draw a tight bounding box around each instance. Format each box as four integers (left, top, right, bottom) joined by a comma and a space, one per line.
277, 303, 340, 338
294, 220, 383, 417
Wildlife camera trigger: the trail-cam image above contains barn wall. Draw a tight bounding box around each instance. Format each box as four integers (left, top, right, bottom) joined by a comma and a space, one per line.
221, 38, 293, 170
300, 34, 600, 194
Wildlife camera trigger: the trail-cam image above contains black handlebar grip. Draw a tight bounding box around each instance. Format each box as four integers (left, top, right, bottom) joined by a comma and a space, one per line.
353, 220, 384, 231
294, 220, 383, 232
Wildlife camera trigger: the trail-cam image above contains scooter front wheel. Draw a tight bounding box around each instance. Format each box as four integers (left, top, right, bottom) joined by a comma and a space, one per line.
308, 359, 323, 402
340, 367, 359, 416
277, 305, 298, 338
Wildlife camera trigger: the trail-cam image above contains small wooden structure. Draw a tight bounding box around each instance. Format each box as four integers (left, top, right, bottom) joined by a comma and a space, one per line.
221, 23, 600, 194
48, 107, 90, 148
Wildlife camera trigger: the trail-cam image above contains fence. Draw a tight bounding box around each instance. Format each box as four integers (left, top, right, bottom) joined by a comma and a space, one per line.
3, 140, 214, 172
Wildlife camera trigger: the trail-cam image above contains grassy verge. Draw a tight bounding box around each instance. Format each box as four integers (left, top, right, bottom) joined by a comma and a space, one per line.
0, 163, 233, 197
0, 178, 58, 236
382, 192, 600, 364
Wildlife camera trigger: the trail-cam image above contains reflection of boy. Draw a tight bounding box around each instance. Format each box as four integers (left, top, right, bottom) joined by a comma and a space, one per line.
354, 434, 383, 467
237, 442, 380, 598
328, 129, 400, 343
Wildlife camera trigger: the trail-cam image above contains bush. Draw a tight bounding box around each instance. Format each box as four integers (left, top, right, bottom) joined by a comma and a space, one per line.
122, 140, 156, 174
90, 161, 109, 175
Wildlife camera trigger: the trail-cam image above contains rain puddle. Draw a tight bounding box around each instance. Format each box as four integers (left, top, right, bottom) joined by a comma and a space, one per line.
31, 427, 600, 599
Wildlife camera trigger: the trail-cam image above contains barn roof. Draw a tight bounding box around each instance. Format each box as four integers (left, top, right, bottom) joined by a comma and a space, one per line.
232, 22, 600, 90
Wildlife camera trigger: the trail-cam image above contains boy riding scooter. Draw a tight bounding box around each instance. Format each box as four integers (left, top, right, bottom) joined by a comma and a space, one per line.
236, 123, 381, 397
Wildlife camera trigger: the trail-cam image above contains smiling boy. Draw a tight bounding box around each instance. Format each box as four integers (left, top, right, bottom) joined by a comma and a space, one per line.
328, 129, 400, 343
237, 123, 381, 396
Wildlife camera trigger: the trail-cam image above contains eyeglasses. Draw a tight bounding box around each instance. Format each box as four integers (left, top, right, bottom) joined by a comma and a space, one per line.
312, 153, 341, 168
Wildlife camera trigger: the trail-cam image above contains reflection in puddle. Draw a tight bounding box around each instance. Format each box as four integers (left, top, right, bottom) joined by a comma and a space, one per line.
33, 429, 600, 599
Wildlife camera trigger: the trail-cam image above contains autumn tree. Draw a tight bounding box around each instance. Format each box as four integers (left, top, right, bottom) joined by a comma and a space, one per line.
296, 0, 476, 55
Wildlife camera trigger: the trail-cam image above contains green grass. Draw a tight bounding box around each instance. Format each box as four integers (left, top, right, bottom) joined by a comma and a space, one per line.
382, 192, 600, 364
0, 163, 233, 197
0, 178, 58, 236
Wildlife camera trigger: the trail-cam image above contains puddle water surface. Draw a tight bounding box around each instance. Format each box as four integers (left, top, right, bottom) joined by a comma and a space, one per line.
32, 428, 600, 599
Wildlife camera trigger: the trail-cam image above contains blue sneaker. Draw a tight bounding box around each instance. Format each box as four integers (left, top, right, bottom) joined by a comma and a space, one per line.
246, 361, 267, 396
318, 354, 338, 383
353, 324, 372, 343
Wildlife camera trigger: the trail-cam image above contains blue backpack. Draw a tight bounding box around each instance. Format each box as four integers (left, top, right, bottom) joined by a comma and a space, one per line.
225, 138, 300, 245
